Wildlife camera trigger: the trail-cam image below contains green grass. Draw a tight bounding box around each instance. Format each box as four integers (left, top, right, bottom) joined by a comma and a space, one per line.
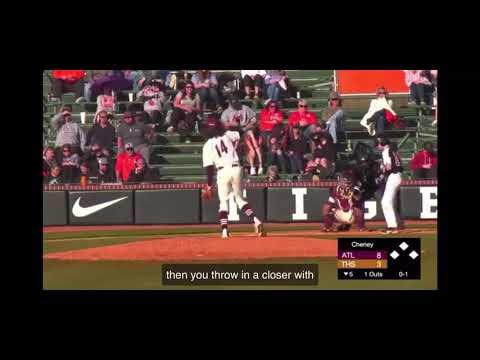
43, 224, 437, 290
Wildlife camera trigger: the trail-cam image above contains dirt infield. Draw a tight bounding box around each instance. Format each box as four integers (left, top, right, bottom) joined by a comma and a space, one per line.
44, 235, 338, 262
43, 225, 436, 262
43, 220, 437, 234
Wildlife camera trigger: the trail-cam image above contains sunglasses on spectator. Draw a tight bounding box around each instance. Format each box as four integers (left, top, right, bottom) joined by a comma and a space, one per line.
299, 104, 308, 108
126, 148, 134, 151
99, 115, 107, 119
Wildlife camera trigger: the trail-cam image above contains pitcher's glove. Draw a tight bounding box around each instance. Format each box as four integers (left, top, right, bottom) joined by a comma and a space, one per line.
201, 185, 214, 201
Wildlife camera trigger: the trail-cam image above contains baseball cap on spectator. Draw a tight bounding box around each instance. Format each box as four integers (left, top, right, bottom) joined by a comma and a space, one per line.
125, 143, 134, 151
292, 122, 300, 129
98, 157, 109, 165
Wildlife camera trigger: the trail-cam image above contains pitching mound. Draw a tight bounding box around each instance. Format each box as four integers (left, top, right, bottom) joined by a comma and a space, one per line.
44, 235, 337, 262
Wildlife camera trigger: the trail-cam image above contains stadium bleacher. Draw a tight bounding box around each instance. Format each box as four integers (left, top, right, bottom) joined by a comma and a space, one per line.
43, 70, 437, 182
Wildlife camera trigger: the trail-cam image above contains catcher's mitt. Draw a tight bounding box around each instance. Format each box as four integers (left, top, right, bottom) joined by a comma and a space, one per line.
201, 185, 214, 201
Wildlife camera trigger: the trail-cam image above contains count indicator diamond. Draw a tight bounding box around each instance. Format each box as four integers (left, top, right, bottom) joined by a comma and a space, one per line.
399, 242, 409, 251
409, 251, 419, 259
390, 250, 400, 260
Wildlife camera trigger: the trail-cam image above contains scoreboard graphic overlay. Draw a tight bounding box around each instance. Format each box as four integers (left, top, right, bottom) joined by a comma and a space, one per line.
337, 238, 421, 280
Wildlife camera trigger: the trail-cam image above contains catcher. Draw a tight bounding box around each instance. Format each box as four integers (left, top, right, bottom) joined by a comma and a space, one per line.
322, 170, 368, 232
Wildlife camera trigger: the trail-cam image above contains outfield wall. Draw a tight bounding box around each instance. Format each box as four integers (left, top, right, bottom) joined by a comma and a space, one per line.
43, 181, 438, 226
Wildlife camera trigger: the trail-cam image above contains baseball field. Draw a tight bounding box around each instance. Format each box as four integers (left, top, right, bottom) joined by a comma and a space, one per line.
43, 220, 437, 290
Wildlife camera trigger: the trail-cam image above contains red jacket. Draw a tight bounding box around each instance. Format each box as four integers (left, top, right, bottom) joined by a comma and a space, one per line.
288, 110, 318, 127
52, 70, 86, 83
115, 152, 143, 182
410, 150, 438, 170
259, 109, 284, 132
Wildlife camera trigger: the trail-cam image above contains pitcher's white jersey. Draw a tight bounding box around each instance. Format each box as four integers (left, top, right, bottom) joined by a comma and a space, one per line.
202, 131, 240, 169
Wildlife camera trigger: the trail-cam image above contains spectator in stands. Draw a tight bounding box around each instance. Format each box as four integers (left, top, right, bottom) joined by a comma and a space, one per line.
265, 70, 291, 102
79, 162, 90, 186
266, 165, 281, 183
265, 136, 287, 173
83, 143, 110, 175
117, 112, 154, 165
288, 99, 318, 139
165, 71, 192, 91
311, 133, 336, 164
43, 146, 58, 179
285, 123, 308, 174
60, 144, 80, 183
306, 157, 334, 180
90, 70, 133, 101
360, 87, 397, 136
86, 111, 116, 155
404, 70, 434, 106
52, 105, 86, 161
321, 92, 345, 144
51, 70, 86, 103
191, 70, 222, 111
135, 70, 170, 92
47, 165, 63, 185
241, 70, 267, 99
92, 157, 116, 184
96, 87, 116, 115
168, 81, 202, 142
137, 80, 166, 129
410, 141, 438, 179
221, 95, 264, 175
259, 100, 284, 150
115, 142, 143, 183
84, 70, 110, 102
126, 158, 154, 183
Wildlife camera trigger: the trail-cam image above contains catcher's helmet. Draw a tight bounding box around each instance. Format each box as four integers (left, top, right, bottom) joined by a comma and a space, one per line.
338, 170, 354, 186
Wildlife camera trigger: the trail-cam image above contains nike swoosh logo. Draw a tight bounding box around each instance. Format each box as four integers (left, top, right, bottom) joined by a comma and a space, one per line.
72, 196, 128, 218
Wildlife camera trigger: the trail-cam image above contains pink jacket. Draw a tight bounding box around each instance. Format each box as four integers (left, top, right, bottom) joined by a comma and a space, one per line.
404, 70, 432, 87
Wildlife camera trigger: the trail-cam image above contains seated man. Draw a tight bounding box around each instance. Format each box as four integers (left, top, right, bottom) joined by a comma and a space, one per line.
221, 95, 263, 175
51, 70, 86, 103
126, 158, 154, 183
116, 112, 154, 165
91, 157, 116, 184
288, 99, 318, 139
115, 143, 143, 183
410, 142, 438, 179
322, 171, 367, 232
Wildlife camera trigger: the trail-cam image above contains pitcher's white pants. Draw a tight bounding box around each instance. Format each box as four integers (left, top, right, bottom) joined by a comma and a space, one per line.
381, 172, 402, 228
217, 166, 247, 212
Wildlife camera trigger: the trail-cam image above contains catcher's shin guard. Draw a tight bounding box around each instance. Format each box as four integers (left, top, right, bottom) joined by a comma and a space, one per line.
322, 203, 335, 230
353, 206, 365, 229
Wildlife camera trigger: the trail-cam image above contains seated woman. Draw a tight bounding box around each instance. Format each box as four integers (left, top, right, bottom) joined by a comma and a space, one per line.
265, 136, 287, 174
284, 123, 309, 174
59, 144, 80, 183
404, 70, 434, 106
258, 100, 284, 150
311, 133, 336, 164
266, 165, 281, 183
241, 70, 267, 99
136, 80, 166, 129
96, 87, 116, 116
360, 87, 398, 136
321, 92, 345, 144
305, 157, 334, 180
167, 81, 201, 143
410, 141, 438, 179
43, 146, 58, 179
191, 70, 222, 111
